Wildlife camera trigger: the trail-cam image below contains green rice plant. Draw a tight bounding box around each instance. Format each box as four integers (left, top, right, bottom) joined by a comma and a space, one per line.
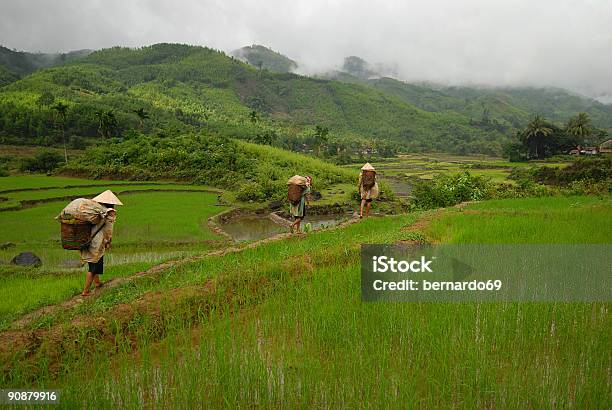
48, 196, 611, 408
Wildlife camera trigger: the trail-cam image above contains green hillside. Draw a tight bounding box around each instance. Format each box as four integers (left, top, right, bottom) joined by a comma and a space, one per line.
329, 69, 612, 132
231, 44, 298, 73
318, 52, 612, 139
0, 45, 91, 80
0, 43, 508, 155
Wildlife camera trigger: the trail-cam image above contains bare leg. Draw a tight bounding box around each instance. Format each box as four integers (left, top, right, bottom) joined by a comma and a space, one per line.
82, 271, 94, 296
365, 201, 372, 217
295, 219, 302, 232
93, 274, 103, 288
360, 199, 366, 218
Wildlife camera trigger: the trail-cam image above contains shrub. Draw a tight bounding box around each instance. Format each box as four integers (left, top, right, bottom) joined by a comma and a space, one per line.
20, 151, 64, 173
533, 157, 612, 185
235, 181, 267, 202
411, 172, 491, 210
563, 179, 611, 196
65, 134, 357, 195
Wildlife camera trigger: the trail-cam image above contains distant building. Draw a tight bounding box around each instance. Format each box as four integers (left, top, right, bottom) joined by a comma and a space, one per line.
600, 139, 612, 154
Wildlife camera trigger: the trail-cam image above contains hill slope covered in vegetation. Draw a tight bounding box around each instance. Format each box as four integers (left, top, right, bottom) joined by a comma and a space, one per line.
0, 43, 509, 155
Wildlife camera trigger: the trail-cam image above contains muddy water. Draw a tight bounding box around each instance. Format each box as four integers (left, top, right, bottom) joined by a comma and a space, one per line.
220, 214, 349, 242
220, 216, 288, 242
304, 215, 348, 230
381, 177, 413, 197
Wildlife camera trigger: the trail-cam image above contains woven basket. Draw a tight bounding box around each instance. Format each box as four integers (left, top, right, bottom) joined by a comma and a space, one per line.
60, 219, 92, 250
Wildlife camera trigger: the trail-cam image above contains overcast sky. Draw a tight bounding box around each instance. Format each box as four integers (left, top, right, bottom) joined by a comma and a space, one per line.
2, 0, 611, 101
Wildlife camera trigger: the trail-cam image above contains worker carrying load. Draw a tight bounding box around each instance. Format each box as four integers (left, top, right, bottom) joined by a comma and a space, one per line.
358, 163, 378, 218
287, 175, 311, 233
57, 190, 123, 296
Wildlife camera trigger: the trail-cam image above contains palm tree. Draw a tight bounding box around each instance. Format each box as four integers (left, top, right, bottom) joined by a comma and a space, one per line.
522, 115, 553, 159
132, 108, 150, 130
566, 112, 592, 139
52, 102, 69, 163
95, 110, 118, 139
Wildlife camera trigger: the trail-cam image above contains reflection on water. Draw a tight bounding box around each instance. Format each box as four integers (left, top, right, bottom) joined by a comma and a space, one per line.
221, 214, 348, 242
305, 215, 348, 230
221, 216, 288, 242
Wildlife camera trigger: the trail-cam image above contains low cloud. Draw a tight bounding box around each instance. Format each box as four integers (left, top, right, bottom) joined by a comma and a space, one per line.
1, 0, 611, 100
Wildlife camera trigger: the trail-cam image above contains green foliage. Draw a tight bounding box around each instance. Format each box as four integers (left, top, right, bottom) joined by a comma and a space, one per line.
19, 150, 63, 173
532, 157, 612, 185
0, 45, 91, 76
411, 172, 491, 209
0, 65, 19, 87
64, 134, 355, 199
506, 113, 593, 160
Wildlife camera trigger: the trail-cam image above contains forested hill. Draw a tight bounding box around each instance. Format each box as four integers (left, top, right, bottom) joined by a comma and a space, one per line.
0, 46, 91, 83
1, 43, 610, 156
325, 66, 612, 132
0, 43, 509, 155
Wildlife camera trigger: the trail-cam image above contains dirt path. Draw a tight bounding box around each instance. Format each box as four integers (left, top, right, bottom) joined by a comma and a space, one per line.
9, 214, 361, 331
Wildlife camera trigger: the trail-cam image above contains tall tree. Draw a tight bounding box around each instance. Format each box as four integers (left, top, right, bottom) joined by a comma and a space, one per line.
522, 115, 553, 159
52, 101, 69, 163
37, 91, 55, 109
132, 108, 150, 130
566, 112, 592, 140
95, 110, 118, 139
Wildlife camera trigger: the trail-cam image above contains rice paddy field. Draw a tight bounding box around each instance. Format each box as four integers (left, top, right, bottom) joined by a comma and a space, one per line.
343, 153, 573, 196
0, 156, 610, 408
0, 176, 228, 327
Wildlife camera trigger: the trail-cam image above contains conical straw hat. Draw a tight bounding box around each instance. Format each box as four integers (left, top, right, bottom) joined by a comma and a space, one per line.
361, 162, 375, 171
92, 190, 123, 205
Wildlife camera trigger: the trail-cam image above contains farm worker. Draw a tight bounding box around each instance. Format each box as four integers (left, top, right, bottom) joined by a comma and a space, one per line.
80, 190, 123, 296
287, 175, 311, 233
359, 163, 378, 218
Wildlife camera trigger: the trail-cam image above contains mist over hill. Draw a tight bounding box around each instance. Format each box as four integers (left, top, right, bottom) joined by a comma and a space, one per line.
0, 43, 610, 158
230, 45, 298, 73
0, 45, 91, 80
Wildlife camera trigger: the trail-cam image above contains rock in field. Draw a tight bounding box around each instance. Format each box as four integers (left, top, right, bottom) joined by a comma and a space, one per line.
10, 252, 42, 267
310, 191, 323, 200
268, 200, 283, 210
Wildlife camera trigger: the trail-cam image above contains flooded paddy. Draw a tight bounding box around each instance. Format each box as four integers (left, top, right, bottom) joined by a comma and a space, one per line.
218, 212, 350, 242
219, 215, 288, 242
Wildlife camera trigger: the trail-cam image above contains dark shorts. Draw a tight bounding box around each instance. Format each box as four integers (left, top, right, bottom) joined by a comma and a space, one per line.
88, 256, 104, 275
293, 206, 306, 220
365, 198, 373, 203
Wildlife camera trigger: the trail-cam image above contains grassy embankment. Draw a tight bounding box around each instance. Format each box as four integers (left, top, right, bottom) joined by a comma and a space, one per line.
1, 193, 609, 408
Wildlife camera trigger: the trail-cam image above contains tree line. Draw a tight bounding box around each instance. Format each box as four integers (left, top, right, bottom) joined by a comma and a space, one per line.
504, 112, 609, 161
